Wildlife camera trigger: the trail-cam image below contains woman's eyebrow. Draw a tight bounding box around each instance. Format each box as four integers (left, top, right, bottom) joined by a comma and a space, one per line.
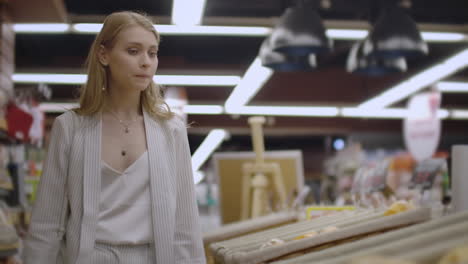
125, 42, 158, 49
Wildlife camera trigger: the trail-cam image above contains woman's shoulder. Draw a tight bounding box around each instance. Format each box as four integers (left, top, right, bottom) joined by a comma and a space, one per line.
163, 114, 188, 134
53, 110, 86, 129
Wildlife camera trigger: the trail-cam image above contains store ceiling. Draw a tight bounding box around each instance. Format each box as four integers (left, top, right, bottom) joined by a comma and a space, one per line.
13, 0, 468, 136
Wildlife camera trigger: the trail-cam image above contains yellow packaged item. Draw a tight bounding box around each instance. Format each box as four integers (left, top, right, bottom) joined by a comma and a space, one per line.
384, 200, 415, 216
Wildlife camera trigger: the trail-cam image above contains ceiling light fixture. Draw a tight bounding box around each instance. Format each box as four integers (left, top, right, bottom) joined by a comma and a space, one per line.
225, 58, 273, 112
259, 36, 317, 71
437, 81, 468, 93
13, 73, 241, 86
191, 129, 229, 171
346, 39, 407, 76
358, 48, 468, 109
172, 0, 207, 26
363, 5, 428, 58
270, 1, 332, 56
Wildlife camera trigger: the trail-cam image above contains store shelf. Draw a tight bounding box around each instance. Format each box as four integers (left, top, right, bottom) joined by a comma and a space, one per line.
0, 248, 18, 258
0, 130, 17, 145
0, 188, 9, 198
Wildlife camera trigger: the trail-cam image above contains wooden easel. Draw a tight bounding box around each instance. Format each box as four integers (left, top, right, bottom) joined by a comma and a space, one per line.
241, 116, 287, 220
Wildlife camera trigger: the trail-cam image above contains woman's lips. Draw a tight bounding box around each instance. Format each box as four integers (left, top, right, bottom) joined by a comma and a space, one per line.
135, 75, 150, 78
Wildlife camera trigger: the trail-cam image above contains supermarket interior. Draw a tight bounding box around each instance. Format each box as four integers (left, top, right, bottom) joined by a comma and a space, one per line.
1, 0, 468, 263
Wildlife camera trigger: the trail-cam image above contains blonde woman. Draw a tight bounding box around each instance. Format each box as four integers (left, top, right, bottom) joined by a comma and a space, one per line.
23, 11, 206, 264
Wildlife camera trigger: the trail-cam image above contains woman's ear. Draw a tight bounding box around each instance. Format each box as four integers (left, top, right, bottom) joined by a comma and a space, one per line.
98, 45, 109, 66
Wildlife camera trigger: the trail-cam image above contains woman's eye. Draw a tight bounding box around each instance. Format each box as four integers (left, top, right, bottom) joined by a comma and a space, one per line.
149, 51, 158, 57
128, 49, 138, 55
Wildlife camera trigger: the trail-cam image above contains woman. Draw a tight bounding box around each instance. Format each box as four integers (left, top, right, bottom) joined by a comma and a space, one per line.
23, 11, 206, 264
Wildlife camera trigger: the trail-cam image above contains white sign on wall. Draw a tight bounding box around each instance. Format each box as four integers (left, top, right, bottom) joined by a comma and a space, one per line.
403, 91, 442, 162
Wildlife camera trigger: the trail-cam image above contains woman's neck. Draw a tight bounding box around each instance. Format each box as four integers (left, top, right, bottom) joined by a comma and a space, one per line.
104, 89, 142, 119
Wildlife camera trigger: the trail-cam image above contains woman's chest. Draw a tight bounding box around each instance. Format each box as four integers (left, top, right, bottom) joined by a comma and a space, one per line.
101, 120, 147, 173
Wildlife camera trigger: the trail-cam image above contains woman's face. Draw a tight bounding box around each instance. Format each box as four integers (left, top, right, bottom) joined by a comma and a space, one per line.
101, 25, 159, 93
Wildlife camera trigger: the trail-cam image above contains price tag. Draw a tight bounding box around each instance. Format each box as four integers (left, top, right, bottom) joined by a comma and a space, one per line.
404, 91, 441, 162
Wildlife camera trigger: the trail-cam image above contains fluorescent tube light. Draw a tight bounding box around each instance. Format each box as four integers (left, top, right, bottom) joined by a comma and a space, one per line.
155, 75, 240, 86
191, 129, 228, 171
72, 23, 271, 36
156, 25, 271, 36
13, 23, 70, 33
451, 110, 468, 119
326, 29, 368, 40
14, 74, 87, 84
172, 0, 207, 26
342, 108, 409, 119
342, 107, 449, 119
358, 48, 468, 109
437, 81, 468, 93
13, 73, 240, 86
16, 23, 467, 42
421, 32, 467, 42
39, 102, 223, 115
39, 103, 78, 113
326, 30, 466, 42
193, 171, 205, 185
225, 58, 273, 111
229, 106, 339, 117
71, 23, 102, 33
183, 105, 224, 114
40, 102, 459, 120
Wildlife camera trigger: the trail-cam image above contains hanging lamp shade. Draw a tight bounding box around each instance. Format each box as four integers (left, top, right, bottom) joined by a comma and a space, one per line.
269, 2, 332, 57
260, 37, 317, 71
347, 40, 407, 76
364, 6, 428, 58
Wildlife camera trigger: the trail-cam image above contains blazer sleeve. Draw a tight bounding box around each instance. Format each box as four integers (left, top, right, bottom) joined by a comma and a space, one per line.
173, 120, 207, 264
23, 115, 71, 264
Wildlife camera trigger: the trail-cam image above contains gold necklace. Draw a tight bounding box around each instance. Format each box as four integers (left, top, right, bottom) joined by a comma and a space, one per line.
107, 110, 139, 156
108, 110, 139, 134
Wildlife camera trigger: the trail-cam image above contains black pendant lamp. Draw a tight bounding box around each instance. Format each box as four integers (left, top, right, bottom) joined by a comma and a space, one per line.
269, 0, 332, 57
260, 36, 317, 71
347, 39, 407, 76
363, 5, 428, 58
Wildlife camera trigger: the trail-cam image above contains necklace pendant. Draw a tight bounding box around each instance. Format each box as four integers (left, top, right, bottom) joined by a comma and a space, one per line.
124, 127, 129, 133
121, 150, 126, 156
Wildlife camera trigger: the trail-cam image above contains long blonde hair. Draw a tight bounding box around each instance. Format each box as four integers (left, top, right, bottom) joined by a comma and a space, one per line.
75, 11, 173, 120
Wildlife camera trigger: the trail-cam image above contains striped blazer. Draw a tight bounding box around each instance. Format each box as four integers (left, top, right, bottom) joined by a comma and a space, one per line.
23, 110, 206, 264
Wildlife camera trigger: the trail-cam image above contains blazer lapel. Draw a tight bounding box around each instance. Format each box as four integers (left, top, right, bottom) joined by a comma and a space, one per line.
77, 113, 101, 263
144, 111, 176, 263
